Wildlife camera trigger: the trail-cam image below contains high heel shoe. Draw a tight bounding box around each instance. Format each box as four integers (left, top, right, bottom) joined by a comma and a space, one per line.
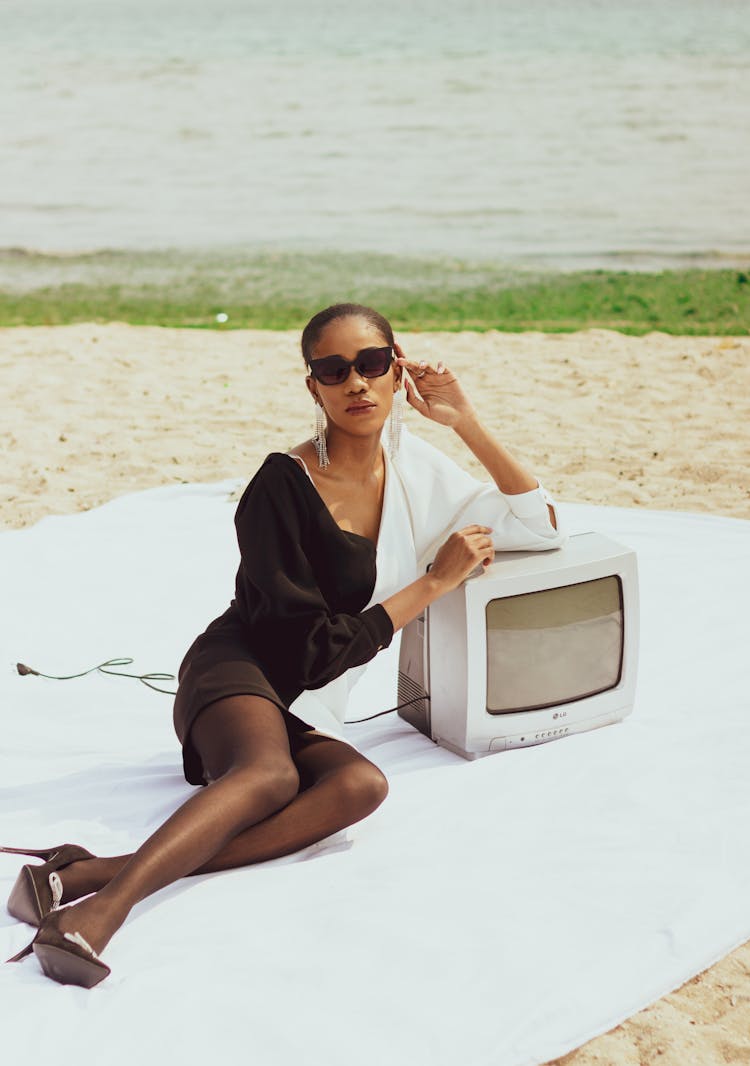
1, 844, 95, 926
7, 909, 110, 988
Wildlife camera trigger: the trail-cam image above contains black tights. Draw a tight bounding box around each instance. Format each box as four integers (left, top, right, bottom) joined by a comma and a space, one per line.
54, 695, 388, 954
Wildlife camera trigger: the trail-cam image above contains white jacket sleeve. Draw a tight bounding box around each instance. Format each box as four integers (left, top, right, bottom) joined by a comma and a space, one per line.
391, 427, 567, 570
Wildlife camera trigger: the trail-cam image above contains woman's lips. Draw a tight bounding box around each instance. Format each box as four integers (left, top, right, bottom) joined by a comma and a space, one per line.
346, 403, 376, 414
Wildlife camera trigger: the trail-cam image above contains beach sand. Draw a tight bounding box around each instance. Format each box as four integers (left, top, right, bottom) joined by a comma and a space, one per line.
3, 324, 750, 1063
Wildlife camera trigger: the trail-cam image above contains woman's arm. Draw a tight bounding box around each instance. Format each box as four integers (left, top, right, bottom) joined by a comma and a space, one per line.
381, 524, 495, 632
234, 458, 395, 691
396, 348, 558, 530
454, 416, 557, 529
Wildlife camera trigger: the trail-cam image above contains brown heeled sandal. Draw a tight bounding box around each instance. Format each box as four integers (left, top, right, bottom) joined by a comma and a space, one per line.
7, 909, 110, 988
1, 844, 95, 926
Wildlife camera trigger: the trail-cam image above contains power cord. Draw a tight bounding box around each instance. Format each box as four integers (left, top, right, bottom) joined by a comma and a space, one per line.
15, 660, 429, 719
16, 658, 177, 695
347, 695, 427, 723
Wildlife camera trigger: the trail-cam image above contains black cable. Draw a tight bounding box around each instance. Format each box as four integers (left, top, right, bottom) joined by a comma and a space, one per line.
347, 694, 428, 723
16, 658, 178, 696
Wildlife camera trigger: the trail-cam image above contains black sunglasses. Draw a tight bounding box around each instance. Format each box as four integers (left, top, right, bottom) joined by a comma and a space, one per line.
307, 346, 394, 386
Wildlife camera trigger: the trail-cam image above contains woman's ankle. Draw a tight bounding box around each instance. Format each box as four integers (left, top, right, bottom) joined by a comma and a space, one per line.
61, 855, 128, 903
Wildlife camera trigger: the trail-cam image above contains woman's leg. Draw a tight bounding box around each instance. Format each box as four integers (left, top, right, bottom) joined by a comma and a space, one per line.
193, 728, 389, 871
52, 695, 301, 954
59, 729, 388, 902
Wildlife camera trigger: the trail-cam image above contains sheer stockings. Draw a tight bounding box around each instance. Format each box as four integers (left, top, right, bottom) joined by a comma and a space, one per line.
53, 696, 388, 951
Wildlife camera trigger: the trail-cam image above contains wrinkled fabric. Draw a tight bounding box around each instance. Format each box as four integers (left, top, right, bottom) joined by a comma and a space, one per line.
2, 488, 749, 1066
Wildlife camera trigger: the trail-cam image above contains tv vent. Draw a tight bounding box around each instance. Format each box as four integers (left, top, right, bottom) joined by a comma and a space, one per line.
397, 672, 430, 736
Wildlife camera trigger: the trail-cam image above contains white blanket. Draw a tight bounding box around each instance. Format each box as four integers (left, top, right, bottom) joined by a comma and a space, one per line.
1, 482, 749, 1066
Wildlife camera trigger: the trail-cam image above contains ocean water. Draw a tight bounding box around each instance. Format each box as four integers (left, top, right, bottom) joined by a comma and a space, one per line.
1, 0, 749, 266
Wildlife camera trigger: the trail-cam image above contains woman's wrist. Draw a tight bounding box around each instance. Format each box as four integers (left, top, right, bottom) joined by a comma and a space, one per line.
452, 410, 483, 441
453, 415, 539, 495
421, 569, 452, 600
381, 571, 452, 634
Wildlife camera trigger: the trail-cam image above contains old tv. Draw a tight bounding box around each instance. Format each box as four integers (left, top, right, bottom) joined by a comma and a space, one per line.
397, 532, 639, 759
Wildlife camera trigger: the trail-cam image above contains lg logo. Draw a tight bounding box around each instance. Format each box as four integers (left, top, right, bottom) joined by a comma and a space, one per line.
552, 710, 568, 720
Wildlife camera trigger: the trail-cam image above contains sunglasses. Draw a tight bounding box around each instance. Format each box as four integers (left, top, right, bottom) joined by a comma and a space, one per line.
307, 346, 394, 386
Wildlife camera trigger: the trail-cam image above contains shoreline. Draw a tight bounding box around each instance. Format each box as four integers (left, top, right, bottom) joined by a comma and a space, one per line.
3, 324, 750, 1065
6, 244, 750, 271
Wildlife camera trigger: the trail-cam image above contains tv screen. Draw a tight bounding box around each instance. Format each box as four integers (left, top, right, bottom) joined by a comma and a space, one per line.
485, 576, 624, 714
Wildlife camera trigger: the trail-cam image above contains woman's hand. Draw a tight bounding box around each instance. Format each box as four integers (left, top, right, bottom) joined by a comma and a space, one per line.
380, 524, 495, 632
429, 525, 495, 592
394, 342, 477, 429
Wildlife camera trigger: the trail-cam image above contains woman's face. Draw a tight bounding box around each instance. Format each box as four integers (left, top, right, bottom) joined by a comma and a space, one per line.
305, 315, 401, 440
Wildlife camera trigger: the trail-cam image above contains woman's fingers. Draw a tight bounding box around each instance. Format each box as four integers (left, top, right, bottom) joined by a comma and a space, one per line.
459, 524, 493, 535
457, 527, 494, 560
397, 357, 456, 385
471, 535, 495, 560
396, 356, 436, 375
432, 526, 496, 588
395, 357, 426, 375
404, 376, 427, 409
463, 527, 495, 568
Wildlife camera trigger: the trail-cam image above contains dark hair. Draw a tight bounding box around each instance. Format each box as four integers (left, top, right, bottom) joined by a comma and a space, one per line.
301, 303, 394, 365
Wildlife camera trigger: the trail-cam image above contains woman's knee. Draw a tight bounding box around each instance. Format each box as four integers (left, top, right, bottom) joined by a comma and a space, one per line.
335, 760, 389, 817
230, 760, 300, 814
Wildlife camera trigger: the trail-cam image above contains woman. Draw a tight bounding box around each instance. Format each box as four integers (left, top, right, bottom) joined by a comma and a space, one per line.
3, 303, 564, 987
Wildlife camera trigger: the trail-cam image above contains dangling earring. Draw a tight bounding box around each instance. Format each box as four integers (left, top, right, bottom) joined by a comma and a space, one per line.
387, 386, 404, 459
313, 401, 330, 469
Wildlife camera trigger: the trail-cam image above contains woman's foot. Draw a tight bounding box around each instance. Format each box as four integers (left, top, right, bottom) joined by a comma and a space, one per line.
3, 843, 97, 926
32, 909, 112, 988
53, 891, 128, 957
6, 887, 125, 970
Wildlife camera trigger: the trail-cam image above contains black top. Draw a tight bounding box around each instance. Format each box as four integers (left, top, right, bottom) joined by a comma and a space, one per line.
181, 453, 395, 709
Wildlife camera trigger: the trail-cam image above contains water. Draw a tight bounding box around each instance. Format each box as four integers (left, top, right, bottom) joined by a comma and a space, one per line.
1, 0, 748, 267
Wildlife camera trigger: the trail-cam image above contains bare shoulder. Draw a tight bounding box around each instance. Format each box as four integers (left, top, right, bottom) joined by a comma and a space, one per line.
286, 439, 315, 457
286, 439, 317, 467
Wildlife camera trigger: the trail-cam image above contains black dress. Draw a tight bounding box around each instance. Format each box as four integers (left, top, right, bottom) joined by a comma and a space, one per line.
173, 453, 395, 785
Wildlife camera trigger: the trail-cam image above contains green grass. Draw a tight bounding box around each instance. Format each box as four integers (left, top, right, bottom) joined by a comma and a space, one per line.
0, 248, 748, 333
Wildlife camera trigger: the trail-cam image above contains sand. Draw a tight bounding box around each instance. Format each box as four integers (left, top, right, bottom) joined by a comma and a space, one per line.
3, 323, 750, 1063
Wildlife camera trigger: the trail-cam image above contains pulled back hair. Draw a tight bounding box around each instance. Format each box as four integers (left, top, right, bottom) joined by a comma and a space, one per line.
301, 304, 395, 365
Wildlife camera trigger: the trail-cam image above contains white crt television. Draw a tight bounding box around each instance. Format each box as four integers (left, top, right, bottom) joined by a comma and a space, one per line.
398, 532, 639, 759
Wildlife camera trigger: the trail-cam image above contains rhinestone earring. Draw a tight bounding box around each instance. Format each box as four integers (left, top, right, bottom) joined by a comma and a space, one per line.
313, 401, 330, 468
387, 387, 404, 459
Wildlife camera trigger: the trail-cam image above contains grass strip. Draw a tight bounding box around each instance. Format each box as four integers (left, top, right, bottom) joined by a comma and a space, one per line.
0, 249, 748, 334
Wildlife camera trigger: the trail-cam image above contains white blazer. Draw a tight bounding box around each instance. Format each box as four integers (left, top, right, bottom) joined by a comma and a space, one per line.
289, 425, 566, 740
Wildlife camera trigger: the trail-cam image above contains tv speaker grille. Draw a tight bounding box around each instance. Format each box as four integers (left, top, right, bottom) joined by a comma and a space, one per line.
397, 671, 430, 736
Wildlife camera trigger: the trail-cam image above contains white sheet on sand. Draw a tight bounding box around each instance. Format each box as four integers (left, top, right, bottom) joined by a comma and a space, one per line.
1, 481, 749, 1066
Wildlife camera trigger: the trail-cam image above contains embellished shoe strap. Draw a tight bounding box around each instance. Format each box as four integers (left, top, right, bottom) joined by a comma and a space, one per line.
48, 871, 63, 911
63, 930, 100, 959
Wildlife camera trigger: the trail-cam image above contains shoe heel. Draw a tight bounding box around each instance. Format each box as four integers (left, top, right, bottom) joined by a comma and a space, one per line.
6, 939, 34, 963
7, 867, 44, 926
0, 845, 56, 861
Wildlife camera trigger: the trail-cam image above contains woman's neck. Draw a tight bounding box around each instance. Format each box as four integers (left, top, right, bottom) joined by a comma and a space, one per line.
323, 429, 384, 482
